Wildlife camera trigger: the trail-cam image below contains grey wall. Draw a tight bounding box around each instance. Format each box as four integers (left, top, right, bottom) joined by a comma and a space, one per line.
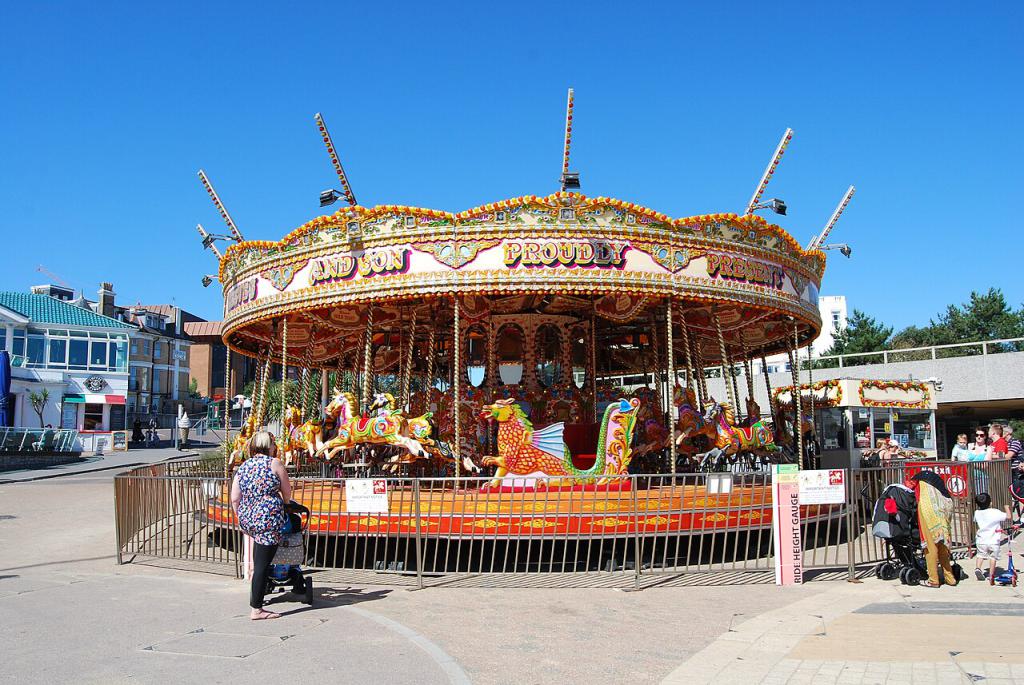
695, 350, 1024, 409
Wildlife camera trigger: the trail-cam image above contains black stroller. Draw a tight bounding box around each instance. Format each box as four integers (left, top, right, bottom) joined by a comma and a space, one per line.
266, 500, 314, 605
868, 483, 929, 585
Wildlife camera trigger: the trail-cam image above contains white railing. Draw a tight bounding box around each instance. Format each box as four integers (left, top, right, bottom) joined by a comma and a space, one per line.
808, 337, 1024, 369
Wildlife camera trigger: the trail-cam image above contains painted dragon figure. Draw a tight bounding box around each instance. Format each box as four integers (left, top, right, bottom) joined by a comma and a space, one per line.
479, 397, 640, 488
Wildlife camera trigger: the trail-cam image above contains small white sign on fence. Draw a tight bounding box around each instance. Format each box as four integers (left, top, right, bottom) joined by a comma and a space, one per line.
798, 469, 846, 505
345, 478, 390, 513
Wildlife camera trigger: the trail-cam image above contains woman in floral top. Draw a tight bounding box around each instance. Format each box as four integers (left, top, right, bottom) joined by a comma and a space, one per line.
230, 431, 292, 620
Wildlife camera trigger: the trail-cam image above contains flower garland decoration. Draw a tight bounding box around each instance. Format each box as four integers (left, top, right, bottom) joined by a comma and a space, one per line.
772, 379, 842, 408
857, 380, 931, 409
217, 191, 825, 283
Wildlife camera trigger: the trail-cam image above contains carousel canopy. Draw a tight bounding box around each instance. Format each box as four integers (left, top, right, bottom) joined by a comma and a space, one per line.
217, 191, 825, 369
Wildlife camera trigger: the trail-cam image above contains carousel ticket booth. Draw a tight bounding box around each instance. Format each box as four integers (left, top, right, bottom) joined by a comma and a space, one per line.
772, 378, 937, 470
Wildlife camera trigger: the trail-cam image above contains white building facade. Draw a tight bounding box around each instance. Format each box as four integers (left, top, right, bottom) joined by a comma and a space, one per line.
1, 292, 133, 432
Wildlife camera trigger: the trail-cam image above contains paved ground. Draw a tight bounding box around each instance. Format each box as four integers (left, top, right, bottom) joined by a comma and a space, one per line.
2, 462, 1023, 684
0, 442, 208, 483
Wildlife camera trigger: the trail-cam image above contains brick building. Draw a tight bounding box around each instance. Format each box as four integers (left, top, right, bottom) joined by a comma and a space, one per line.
184, 320, 257, 402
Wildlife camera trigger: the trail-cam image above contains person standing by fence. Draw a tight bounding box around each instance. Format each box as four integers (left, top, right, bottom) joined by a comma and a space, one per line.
988, 424, 1008, 460
229, 431, 291, 620
950, 433, 970, 461
911, 470, 958, 588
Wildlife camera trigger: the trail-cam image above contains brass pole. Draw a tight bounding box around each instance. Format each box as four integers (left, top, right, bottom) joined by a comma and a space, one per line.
361, 307, 374, 412
590, 309, 598, 422
279, 317, 289, 454
402, 310, 418, 408
714, 308, 738, 412
453, 295, 462, 479
666, 300, 677, 476
789, 326, 804, 469
223, 344, 232, 478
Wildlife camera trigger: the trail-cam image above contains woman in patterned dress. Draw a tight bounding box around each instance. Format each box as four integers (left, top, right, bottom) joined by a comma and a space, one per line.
230, 431, 292, 620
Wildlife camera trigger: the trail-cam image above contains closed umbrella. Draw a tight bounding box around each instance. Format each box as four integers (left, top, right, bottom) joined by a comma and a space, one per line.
0, 351, 11, 427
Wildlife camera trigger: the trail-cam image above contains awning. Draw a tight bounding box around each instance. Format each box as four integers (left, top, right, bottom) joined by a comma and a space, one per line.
64, 393, 86, 403
105, 395, 125, 405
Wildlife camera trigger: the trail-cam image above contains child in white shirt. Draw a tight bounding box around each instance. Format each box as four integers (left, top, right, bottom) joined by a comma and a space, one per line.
973, 492, 1010, 584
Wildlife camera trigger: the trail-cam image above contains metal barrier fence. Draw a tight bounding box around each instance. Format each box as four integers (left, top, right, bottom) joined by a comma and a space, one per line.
113, 459, 1015, 586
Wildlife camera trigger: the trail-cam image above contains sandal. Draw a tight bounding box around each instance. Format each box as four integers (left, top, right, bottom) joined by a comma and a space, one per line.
250, 610, 281, 620
922, 581, 941, 588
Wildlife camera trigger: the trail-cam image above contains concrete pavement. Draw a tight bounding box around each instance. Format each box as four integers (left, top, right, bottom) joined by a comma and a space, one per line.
0, 444, 205, 483
3, 467, 1024, 684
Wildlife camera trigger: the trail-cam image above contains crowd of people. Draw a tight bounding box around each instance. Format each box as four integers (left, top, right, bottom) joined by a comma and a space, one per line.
950, 423, 1021, 464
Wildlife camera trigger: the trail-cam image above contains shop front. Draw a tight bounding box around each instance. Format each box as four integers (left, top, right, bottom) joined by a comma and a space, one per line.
773, 378, 937, 469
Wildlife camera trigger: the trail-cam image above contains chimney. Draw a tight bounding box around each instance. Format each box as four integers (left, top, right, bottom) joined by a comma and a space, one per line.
98, 282, 116, 319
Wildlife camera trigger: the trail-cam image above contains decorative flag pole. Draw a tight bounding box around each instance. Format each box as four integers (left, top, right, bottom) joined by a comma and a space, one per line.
314, 112, 358, 206
195, 223, 222, 258
808, 185, 856, 250
743, 128, 793, 216
197, 170, 245, 242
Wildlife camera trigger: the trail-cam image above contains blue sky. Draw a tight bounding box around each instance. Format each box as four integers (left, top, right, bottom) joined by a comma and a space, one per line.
1, 3, 1021, 328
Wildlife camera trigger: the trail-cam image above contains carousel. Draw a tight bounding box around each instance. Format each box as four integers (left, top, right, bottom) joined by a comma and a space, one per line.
198, 92, 854, 554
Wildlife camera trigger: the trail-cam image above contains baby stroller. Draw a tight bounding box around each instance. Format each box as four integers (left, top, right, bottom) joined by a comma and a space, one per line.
266, 500, 314, 605
868, 483, 928, 585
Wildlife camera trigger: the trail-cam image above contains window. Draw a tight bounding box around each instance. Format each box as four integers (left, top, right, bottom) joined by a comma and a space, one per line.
26, 335, 45, 367
69, 339, 88, 369
83, 403, 104, 431
852, 408, 872, 449
48, 339, 67, 366
892, 409, 933, 449
115, 340, 127, 371
90, 341, 108, 367
815, 408, 847, 450
131, 341, 138, 354
872, 409, 891, 445
127, 396, 135, 413
12, 331, 25, 357
831, 310, 841, 330
153, 371, 161, 393
154, 342, 162, 359
142, 340, 150, 356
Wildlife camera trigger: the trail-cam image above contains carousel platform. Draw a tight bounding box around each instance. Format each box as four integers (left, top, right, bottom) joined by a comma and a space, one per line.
206, 478, 841, 539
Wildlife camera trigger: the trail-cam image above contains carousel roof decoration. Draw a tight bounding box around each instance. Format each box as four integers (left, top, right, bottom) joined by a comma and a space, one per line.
560, 88, 579, 191
197, 169, 246, 242
808, 184, 856, 250
198, 91, 861, 373
744, 128, 793, 216
314, 112, 358, 207
195, 223, 222, 259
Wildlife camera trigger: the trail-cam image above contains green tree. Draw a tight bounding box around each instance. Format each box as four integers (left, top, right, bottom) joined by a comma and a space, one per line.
188, 377, 200, 399
892, 288, 1024, 355
821, 309, 892, 364
28, 388, 50, 427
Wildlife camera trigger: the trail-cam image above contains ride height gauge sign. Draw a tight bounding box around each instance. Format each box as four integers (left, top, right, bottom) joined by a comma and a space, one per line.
345, 479, 390, 513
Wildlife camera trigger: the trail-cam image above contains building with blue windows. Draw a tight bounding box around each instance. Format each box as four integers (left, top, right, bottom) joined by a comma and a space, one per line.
0, 289, 133, 433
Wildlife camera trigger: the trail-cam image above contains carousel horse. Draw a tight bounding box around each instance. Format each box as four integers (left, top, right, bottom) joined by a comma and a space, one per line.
369, 392, 398, 417
480, 397, 639, 488
674, 385, 716, 454
279, 405, 312, 467
228, 412, 259, 466
315, 391, 428, 461
769, 405, 817, 461
703, 397, 777, 457
286, 387, 354, 463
